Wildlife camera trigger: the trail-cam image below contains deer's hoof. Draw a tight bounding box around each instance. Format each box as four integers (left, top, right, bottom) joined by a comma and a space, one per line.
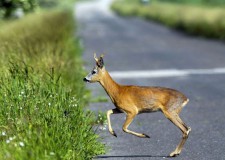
169, 151, 180, 157
111, 131, 117, 137
142, 133, 150, 138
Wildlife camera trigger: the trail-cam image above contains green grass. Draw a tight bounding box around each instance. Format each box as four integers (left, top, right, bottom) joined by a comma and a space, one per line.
111, 0, 225, 40
0, 10, 105, 159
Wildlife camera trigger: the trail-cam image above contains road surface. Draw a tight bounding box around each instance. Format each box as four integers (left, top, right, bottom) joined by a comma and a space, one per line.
75, 1, 225, 159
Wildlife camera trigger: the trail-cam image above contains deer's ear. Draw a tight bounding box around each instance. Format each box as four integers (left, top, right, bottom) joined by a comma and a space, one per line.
97, 56, 104, 68
94, 53, 104, 68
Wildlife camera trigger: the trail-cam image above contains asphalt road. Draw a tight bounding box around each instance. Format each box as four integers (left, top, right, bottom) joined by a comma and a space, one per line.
75, 1, 225, 159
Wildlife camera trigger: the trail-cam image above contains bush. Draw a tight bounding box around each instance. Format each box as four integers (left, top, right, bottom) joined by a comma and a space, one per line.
0, 0, 38, 18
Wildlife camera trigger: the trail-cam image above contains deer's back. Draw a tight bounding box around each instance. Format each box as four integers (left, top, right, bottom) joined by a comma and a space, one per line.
118, 85, 188, 113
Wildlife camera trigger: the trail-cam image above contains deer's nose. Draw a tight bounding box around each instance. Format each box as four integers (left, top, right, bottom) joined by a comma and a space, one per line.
83, 78, 89, 82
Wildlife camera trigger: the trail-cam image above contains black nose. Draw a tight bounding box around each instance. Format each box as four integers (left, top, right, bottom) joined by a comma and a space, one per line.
83, 78, 89, 82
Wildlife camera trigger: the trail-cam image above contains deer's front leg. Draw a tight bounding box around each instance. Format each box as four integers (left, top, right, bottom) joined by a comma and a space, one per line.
123, 113, 150, 138
107, 108, 122, 137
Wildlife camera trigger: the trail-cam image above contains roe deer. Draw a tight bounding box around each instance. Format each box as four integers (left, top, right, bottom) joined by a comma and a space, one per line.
83, 54, 191, 157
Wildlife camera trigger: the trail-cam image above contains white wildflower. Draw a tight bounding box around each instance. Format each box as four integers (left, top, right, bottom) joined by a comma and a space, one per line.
19, 142, 25, 147
99, 125, 107, 131
6, 136, 15, 144
11, 136, 16, 140
50, 152, 55, 156
2, 131, 6, 136
48, 103, 51, 106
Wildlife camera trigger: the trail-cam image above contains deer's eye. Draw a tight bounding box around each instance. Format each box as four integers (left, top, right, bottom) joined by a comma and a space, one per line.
92, 70, 97, 74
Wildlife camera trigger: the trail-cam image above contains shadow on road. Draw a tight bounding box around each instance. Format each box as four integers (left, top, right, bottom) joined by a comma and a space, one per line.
95, 155, 171, 159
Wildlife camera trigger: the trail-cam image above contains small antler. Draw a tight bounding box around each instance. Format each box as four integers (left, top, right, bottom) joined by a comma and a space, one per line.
94, 53, 98, 62
100, 53, 105, 58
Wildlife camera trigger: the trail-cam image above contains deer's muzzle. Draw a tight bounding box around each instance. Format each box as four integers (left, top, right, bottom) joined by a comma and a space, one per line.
83, 77, 90, 83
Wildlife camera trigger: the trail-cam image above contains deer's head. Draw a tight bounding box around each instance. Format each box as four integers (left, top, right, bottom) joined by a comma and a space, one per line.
83, 53, 105, 83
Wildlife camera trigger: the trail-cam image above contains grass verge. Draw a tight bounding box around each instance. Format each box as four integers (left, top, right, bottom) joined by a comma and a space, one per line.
0, 10, 105, 159
111, 0, 225, 40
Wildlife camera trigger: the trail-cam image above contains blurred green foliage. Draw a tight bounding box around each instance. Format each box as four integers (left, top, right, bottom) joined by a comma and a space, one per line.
0, 0, 37, 18
0, 0, 75, 19
158, 0, 225, 5
38, 0, 59, 8
112, 0, 225, 40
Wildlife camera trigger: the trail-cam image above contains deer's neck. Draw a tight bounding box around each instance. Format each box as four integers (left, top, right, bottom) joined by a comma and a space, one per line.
99, 70, 120, 104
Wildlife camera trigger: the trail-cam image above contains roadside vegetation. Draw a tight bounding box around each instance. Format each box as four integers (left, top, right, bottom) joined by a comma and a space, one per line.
0, 7, 105, 160
111, 0, 225, 40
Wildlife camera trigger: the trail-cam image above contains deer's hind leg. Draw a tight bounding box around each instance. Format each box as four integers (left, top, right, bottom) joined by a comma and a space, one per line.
162, 110, 191, 157
175, 99, 189, 115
